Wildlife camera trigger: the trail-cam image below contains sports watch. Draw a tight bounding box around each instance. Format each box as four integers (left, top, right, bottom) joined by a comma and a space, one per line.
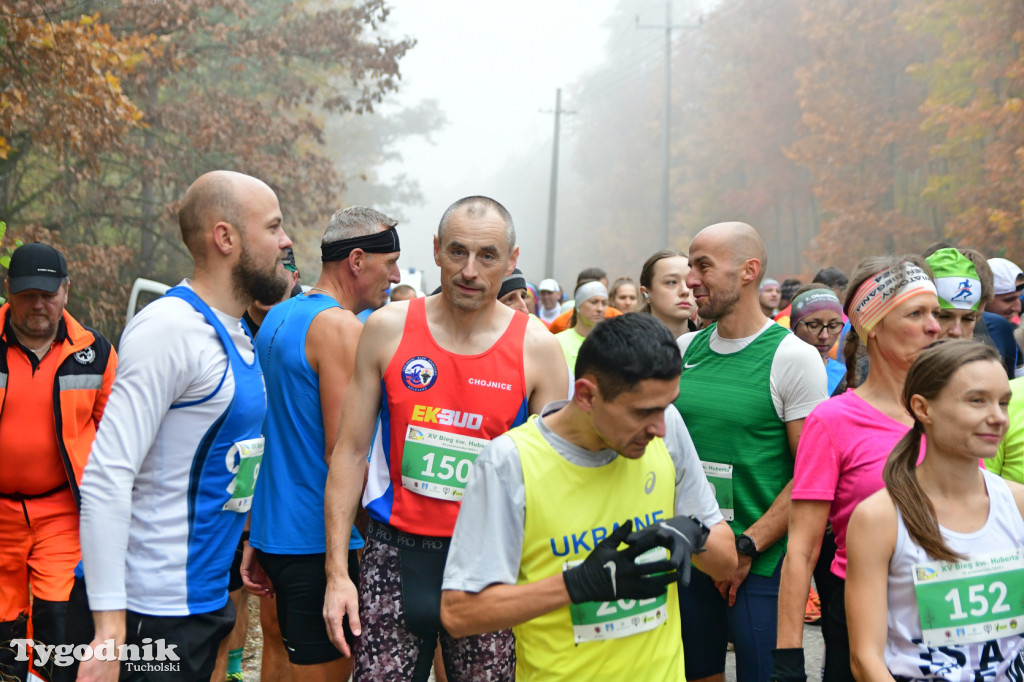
735, 534, 761, 560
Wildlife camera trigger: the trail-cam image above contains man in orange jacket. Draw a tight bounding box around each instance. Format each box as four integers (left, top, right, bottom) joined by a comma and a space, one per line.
0, 243, 117, 682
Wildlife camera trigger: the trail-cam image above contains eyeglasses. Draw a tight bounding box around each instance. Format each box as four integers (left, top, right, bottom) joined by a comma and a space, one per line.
798, 320, 844, 334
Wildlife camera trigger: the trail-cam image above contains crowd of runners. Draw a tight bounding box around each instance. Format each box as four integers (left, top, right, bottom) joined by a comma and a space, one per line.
3, 169, 1024, 682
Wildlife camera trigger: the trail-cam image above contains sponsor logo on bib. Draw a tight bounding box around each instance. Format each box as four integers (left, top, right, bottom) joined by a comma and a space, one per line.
402, 356, 437, 392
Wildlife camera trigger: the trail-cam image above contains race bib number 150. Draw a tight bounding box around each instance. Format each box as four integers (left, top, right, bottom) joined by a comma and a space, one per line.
401, 426, 489, 501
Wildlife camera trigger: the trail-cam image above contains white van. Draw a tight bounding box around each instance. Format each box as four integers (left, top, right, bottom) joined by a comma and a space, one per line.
126, 278, 170, 325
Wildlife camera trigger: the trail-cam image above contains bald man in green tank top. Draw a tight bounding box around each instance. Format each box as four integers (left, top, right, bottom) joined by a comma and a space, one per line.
673, 222, 828, 682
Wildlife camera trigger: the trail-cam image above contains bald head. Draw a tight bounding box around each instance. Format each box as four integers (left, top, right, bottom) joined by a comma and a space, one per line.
690, 222, 768, 281
178, 171, 276, 260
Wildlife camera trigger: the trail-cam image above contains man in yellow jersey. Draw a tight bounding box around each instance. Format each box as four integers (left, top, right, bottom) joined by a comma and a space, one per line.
440, 314, 737, 680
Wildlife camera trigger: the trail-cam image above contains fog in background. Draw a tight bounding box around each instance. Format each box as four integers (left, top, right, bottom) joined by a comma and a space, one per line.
344, 0, 1024, 294
346, 0, 664, 292
12, 0, 1012, 344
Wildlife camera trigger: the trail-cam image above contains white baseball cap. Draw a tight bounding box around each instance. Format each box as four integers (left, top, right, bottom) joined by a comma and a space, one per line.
988, 258, 1024, 295
538, 278, 560, 292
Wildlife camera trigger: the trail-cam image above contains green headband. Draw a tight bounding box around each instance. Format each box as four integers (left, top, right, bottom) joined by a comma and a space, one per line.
926, 248, 981, 311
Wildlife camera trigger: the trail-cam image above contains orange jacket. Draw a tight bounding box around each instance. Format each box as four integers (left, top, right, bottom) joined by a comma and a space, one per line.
547, 306, 623, 334
0, 305, 117, 504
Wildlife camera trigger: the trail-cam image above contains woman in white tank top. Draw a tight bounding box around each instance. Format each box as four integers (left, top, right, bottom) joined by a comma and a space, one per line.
846, 340, 1024, 681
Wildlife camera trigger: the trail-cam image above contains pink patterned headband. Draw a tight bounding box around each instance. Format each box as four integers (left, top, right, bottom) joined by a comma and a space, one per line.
849, 263, 936, 342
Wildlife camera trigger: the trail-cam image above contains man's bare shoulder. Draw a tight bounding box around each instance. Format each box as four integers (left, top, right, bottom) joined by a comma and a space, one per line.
523, 314, 561, 350
307, 306, 364, 354
365, 300, 411, 334
309, 305, 362, 335
356, 301, 410, 365
522, 313, 570, 403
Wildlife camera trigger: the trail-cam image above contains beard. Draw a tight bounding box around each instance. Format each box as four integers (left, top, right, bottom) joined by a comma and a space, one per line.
232, 244, 289, 306
697, 285, 741, 321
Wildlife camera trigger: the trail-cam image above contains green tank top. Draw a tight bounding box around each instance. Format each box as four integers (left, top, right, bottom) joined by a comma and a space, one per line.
673, 322, 792, 577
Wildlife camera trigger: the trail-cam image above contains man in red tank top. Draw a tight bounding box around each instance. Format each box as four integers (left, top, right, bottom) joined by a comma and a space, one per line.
323, 196, 568, 681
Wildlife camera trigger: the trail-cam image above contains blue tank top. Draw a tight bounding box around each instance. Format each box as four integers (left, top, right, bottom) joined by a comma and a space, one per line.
165, 286, 268, 612
250, 293, 363, 553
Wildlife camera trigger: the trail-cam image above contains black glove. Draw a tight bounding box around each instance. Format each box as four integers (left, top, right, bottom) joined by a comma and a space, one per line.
770, 648, 807, 682
562, 520, 677, 603
626, 515, 709, 587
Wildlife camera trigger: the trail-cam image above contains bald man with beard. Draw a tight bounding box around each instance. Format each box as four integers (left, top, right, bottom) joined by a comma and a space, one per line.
72, 171, 293, 682
672, 222, 827, 682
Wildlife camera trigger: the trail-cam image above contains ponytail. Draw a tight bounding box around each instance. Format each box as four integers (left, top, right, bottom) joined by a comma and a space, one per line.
883, 339, 1003, 561
842, 328, 860, 388
883, 424, 966, 562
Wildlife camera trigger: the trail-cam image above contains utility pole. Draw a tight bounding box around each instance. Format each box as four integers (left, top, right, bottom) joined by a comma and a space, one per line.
542, 88, 574, 279
637, 1, 701, 249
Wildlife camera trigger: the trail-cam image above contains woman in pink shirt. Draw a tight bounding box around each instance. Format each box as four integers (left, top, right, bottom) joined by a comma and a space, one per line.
772, 255, 941, 682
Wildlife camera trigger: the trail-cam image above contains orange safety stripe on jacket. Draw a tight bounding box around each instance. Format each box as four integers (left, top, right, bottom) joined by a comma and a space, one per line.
0, 304, 117, 505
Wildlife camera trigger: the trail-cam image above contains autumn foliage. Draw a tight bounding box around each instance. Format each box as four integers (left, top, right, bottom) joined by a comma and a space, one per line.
0, 10, 152, 165
553, 0, 1024, 280
911, 0, 1024, 260
1, 0, 413, 339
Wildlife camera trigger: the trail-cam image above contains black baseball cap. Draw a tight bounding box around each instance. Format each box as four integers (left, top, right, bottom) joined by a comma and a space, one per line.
7, 243, 68, 294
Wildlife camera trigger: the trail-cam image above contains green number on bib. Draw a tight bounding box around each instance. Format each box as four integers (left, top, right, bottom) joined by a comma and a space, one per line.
401, 426, 489, 501
701, 461, 734, 522
222, 437, 264, 513
914, 549, 1024, 646
564, 549, 670, 644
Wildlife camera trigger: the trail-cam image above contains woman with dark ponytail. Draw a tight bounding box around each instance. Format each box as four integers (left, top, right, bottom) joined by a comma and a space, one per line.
846, 340, 1023, 681
774, 256, 941, 682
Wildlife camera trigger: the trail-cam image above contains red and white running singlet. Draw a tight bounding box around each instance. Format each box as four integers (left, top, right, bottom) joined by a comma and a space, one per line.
363, 297, 529, 537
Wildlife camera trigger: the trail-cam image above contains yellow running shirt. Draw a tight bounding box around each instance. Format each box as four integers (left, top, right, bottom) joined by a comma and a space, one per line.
508, 417, 685, 682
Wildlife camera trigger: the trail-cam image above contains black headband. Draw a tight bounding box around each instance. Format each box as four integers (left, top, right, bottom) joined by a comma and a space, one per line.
321, 226, 400, 262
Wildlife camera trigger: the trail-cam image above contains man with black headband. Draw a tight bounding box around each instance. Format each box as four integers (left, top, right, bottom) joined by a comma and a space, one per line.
242, 206, 400, 681
323, 195, 568, 680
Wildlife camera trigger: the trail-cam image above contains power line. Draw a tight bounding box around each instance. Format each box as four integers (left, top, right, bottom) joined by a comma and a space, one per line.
541, 88, 576, 278
637, 0, 702, 249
